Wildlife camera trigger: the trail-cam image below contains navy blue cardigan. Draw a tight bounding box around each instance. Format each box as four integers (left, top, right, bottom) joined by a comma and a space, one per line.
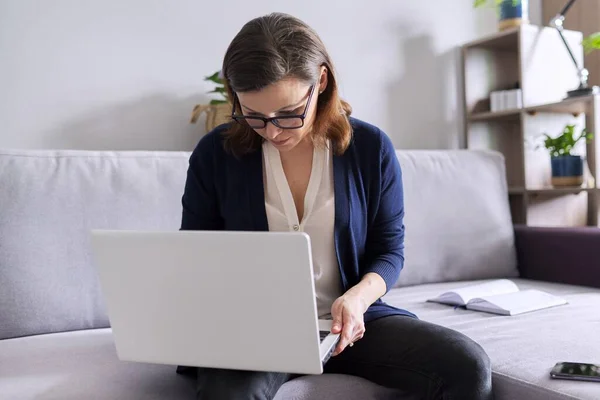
180, 117, 416, 322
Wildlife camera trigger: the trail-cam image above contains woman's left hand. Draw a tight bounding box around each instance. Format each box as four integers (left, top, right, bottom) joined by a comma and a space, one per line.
330, 291, 368, 356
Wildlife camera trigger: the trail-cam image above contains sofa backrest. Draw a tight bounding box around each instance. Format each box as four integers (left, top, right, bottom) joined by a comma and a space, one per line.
0, 147, 518, 340
0, 149, 190, 339
395, 149, 518, 287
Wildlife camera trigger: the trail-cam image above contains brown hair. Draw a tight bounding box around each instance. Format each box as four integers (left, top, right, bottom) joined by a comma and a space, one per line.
221, 12, 352, 157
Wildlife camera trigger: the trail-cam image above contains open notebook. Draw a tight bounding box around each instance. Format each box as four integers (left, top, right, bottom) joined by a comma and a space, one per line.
427, 279, 568, 316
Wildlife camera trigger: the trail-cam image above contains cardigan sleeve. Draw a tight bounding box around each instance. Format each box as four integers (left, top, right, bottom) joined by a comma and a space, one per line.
362, 130, 405, 292
180, 133, 224, 231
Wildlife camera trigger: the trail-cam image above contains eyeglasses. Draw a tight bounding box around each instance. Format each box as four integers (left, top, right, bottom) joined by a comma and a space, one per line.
231, 85, 316, 129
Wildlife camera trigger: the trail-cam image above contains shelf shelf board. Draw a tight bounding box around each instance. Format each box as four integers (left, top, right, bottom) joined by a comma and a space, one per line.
463, 26, 520, 50
509, 187, 526, 194
509, 186, 598, 195
468, 95, 596, 123
527, 187, 597, 195
524, 95, 593, 115
469, 109, 520, 122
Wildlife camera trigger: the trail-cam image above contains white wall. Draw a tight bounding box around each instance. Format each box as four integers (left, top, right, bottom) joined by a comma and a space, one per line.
529, 0, 543, 26
0, 0, 498, 151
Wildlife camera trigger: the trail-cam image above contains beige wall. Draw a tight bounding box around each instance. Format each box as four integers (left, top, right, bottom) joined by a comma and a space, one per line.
543, 0, 600, 86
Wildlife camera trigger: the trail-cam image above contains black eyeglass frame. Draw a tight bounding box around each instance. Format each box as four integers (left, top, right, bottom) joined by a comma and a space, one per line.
230, 85, 316, 129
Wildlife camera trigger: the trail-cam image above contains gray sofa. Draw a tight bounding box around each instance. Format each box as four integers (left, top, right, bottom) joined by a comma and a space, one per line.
1, 147, 599, 400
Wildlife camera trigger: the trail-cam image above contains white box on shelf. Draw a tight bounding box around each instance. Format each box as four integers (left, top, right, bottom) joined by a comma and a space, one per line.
502, 90, 510, 109
490, 92, 500, 112
489, 89, 523, 111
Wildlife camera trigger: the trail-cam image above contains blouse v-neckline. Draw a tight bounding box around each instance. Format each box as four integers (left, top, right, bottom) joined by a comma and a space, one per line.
264, 141, 325, 229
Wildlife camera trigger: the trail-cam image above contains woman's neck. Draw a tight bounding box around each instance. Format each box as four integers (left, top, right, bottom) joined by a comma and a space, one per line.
279, 137, 313, 162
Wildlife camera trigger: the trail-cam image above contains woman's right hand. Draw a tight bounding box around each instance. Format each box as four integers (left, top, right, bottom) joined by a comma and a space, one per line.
330, 291, 367, 356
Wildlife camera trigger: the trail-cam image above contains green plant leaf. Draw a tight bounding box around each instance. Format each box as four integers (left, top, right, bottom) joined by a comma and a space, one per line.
583, 32, 600, 54
204, 71, 223, 84
473, 0, 520, 8
541, 124, 592, 157
209, 99, 228, 105
208, 87, 227, 94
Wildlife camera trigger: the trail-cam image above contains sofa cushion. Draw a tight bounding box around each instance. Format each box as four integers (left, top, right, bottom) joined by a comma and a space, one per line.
0, 329, 195, 400
384, 278, 600, 400
395, 150, 518, 287
0, 150, 191, 339
0, 329, 410, 400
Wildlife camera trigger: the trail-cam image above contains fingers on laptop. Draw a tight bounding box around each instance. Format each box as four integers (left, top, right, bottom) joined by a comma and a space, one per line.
332, 317, 342, 334
332, 310, 365, 356
350, 324, 365, 348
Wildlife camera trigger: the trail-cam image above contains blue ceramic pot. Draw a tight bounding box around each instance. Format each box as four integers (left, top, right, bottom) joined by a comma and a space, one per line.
551, 155, 584, 187
498, 0, 529, 30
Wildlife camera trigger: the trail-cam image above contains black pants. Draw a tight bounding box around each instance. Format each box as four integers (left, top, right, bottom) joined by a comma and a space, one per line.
195, 316, 493, 400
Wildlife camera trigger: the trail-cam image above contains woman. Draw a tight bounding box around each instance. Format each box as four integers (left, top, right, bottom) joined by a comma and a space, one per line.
180, 12, 493, 400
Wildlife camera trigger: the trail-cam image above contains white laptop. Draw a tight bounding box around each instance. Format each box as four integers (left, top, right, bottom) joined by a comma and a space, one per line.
90, 230, 340, 375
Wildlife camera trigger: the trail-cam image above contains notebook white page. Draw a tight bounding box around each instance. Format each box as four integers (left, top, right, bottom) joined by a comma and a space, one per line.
428, 279, 519, 306
466, 289, 568, 315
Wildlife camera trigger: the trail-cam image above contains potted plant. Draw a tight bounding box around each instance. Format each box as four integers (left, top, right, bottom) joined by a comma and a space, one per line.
190, 70, 232, 132
473, 0, 529, 31
541, 124, 593, 187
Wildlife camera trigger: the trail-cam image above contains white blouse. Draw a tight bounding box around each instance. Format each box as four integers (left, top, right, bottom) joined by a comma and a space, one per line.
262, 140, 343, 319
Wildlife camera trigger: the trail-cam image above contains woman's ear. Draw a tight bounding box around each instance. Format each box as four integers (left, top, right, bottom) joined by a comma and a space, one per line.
318, 65, 328, 94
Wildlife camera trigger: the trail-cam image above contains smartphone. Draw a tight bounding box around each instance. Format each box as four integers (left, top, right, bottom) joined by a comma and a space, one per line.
550, 362, 600, 382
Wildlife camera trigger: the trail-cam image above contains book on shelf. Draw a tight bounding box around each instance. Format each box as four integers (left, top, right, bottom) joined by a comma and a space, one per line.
490, 89, 523, 112
427, 279, 567, 316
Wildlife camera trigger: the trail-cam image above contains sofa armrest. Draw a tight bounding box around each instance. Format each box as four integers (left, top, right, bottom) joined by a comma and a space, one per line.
514, 225, 600, 289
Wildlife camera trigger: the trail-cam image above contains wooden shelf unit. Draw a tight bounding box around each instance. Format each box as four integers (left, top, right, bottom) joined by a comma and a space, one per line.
464, 26, 521, 50
469, 95, 594, 122
462, 25, 600, 227
510, 186, 598, 195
